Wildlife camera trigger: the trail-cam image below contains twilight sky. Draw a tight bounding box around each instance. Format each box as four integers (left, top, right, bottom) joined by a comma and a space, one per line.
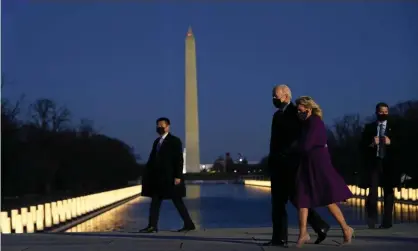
2, 2, 418, 163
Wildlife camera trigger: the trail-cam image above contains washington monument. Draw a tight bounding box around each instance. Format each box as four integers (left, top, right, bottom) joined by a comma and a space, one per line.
184, 26, 200, 173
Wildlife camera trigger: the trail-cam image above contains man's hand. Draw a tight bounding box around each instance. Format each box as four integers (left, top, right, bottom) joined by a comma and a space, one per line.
373, 136, 380, 146
384, 136, 391, 145
174, 178, 181, 185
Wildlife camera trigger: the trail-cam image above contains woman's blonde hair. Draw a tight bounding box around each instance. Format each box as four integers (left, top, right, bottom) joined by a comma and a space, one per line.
295, 96, 323, 119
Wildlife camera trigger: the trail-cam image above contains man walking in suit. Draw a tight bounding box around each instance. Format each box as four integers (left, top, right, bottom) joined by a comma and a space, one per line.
263, 85, 330, 247
361, 102, 399, 229
139, 117, 195, 233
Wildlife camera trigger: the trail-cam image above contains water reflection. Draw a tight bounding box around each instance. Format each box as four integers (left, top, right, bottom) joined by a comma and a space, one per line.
67, 184, 418, 233
251, 185, 418, 224
66, 197, 148, 232
344, 198, 418, 223
185, 185, 200, 229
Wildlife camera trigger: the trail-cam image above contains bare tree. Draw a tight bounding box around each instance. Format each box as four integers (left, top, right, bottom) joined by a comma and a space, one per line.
1, 98, 23, 123
330, 114, 364, 182
333, 114, 362, 146
29, 98, 71, 131
30, 98, 53, 130
1, 74, 25, 123
51, 106, 71, 131
326, 127, 338, 147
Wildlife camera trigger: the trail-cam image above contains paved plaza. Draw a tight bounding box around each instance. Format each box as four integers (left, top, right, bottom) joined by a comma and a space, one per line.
2, 224, 418, 251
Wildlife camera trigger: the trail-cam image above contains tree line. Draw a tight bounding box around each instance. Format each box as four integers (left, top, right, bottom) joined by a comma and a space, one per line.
3, 78, 417, 208
255, 99, 418, 188
2, 86, 142, 206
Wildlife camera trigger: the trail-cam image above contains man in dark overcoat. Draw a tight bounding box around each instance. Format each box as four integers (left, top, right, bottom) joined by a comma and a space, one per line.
263, 84, 330, 247
139, 117, 195, 233
360, 102, 401, 229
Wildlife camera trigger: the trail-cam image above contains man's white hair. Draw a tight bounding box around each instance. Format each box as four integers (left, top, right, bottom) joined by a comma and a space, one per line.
274, 84, 292, 100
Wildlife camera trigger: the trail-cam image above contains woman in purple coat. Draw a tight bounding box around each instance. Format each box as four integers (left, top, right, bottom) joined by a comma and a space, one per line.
293, 96, 354, 247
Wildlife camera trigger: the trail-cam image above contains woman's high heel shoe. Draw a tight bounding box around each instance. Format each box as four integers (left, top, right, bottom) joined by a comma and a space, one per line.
341, 227, 355, 246
296, 234, 311, 248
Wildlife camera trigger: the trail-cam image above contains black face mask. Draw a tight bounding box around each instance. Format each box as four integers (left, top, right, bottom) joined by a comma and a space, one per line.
377, 114, 388, 122
156, 127, 166, 135
273, 98, 287, 109
297, 111, 308, 121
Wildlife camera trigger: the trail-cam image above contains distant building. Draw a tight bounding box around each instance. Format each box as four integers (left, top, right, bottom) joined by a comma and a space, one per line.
200, 164, 213, 170
232, 164, 263, 175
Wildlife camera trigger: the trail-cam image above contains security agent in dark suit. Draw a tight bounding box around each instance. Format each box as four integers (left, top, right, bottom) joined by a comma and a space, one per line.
263, 85, 330, 247
139, 117, 195, 233
360, 102, 400, 229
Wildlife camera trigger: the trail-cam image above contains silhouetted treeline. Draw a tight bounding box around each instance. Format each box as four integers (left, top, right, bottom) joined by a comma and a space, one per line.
2, 93, 143, 204
257, 100, 418, 188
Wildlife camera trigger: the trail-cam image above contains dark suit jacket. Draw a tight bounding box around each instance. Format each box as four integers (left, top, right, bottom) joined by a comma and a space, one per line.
360, 120, 400, 188
141, 133, 186, 199
268, 103, 301, 178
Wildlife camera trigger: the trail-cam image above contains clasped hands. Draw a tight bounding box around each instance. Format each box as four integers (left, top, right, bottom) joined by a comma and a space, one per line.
369, 136, 391, 147
174, 178, 181, 185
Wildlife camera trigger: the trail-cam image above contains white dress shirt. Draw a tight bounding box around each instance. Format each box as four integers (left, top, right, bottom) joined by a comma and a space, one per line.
158, 132, 169, 145
376, 120, 387, 137
376, 120, 387, 157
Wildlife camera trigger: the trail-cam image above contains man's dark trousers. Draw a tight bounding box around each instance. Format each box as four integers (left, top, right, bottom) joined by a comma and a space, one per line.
366, 159, 394, 227
148, 196, 194, 228
270, 167, 329, 241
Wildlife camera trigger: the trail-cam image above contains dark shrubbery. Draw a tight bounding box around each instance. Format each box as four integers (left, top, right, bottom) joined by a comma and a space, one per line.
1, 94, 143, 209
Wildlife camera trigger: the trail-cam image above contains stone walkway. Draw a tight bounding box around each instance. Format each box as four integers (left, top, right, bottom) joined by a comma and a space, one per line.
2, 224, 418, 251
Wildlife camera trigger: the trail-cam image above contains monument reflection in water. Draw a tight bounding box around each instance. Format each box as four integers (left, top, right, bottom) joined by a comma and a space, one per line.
67, 185, 418, 233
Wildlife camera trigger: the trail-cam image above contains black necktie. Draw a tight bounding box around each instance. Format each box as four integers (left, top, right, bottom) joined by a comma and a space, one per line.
378, 124, 385, 158
156, 138, 163, 152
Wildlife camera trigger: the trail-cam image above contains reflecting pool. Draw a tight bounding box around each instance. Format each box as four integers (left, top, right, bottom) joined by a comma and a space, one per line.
66, 184, 418, 232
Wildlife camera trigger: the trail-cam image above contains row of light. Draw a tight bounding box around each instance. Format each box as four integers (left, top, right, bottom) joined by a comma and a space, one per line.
243, 180, 418, 202
345, 185, 418, 202
0, 185, 142, 234
249, 185, 418, 221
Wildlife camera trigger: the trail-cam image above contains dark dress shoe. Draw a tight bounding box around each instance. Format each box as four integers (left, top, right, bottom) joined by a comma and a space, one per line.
138, 226, 158, 233
262, 240, 288, 247
378, 224, 392, 229
177, 225, 196, 232
315, 226, 330, 244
